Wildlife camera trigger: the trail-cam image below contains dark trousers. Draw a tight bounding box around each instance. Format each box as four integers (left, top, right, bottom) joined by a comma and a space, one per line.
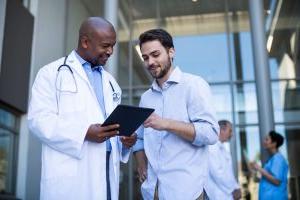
106, 151, 111, 200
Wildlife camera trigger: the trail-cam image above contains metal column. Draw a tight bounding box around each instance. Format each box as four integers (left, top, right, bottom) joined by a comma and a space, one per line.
104, 0, 119, 79
105, 0, 134, 199
224, 0, 239, 178
0, 0, 7, 74
248, 0, 275, 163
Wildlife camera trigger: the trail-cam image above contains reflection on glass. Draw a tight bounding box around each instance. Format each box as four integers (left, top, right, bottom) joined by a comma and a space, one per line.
233, 32, 255, 81
210, 84, 232, 121
0, 129, 13, 194
275, 124, 300, 200
173, 34, 230, 82
266, 1, 300, 198
266, 0, 300, 80
234, 83, 258, 125
0, 110, 16, 130
236, 126, 260, 200
272, 80, 300, 123
269, 52, 298, 80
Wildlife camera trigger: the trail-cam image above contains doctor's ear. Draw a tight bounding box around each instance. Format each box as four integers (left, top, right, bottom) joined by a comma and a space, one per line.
80, 35, 89, 49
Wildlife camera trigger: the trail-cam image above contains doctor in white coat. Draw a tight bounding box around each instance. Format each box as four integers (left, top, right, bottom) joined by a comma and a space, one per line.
28, 17, 136, 200
205, 120, 241, 200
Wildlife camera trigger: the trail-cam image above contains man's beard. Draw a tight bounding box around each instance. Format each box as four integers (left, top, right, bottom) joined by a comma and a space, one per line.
150, 57, 172, 79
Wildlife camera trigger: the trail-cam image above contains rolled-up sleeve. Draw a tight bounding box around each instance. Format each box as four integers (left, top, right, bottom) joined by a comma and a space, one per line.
187, 78, 219, 146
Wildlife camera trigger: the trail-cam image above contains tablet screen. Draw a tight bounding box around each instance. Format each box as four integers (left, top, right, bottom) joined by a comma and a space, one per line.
102, 105, 154, 136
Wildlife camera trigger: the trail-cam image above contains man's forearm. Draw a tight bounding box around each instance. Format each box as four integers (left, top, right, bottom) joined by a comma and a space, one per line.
163, 119, 195, 142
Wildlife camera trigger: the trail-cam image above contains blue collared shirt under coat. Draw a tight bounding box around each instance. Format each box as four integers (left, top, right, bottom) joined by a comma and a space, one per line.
133, 67, 219, 200
74, 51, 112, 151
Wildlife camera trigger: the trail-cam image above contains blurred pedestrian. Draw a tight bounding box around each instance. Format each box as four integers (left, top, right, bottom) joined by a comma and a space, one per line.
250, 131, 288, 200
205, 120, 241, 200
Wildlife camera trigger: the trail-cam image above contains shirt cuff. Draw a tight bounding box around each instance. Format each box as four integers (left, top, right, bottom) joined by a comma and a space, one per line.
121, 145, 131, 157
192, 121, 218, 146
132, 137, 144, 152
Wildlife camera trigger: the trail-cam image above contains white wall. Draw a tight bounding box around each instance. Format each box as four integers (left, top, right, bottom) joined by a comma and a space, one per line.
66, 0, 97, 53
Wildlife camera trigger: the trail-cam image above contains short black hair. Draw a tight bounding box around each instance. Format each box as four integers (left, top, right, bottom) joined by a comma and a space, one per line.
139, 28, 174, 50
269, 130, 284, 148
218, 120, 231, 129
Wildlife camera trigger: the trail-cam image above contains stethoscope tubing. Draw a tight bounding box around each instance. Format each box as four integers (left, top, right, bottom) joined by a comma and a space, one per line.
55, 56, 120, 113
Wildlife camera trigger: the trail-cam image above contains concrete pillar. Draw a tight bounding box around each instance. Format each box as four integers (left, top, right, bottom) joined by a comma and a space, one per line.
104, 0, 119, 79
248, 0, 275, 163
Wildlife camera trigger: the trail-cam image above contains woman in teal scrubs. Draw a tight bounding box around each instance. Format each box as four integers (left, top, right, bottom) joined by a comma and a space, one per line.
251, 131, 289, 200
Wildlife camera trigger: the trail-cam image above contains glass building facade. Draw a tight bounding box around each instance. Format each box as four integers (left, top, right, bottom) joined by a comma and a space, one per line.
0, 108, 19, 196
117, 0, 300, 199
0, 0, 299, 199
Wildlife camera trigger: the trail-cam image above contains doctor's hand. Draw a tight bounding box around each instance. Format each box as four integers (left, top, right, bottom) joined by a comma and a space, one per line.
85, 123, 119, 143
143, 113, 168, 130
120, 133, 137, 148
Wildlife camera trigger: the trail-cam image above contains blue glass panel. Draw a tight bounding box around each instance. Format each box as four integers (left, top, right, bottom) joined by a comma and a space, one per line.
173, 34, 230, 82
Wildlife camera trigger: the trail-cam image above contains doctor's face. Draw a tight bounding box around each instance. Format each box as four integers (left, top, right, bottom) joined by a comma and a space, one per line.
85, 27, 116, 66
219, 125, 232, 142
141, 40, 174, 80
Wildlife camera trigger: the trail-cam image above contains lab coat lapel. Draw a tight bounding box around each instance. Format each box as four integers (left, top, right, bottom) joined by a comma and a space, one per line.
66, 51, 107, 120
102, 71, 115, 116
66, 50, 90, 85
102, 71, 120, 180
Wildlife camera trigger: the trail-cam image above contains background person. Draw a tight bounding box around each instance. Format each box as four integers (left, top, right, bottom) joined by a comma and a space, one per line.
205, 120, 241, 200
250, 131, 289, 200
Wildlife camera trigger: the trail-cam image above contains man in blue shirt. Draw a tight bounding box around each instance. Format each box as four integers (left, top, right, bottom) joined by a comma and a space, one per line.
133, 29, 219, 200
251, 131, 289, 200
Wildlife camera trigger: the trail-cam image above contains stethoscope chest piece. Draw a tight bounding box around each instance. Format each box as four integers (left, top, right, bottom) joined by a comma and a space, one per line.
109, 81, 120, 102
112, 92, 121, 102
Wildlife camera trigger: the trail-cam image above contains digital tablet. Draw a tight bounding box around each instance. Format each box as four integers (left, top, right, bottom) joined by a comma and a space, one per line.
101, 105, 155, 136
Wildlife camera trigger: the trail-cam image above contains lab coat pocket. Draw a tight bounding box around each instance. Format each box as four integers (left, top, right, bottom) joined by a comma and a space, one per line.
41, 175, 80, 200
57, 91, 85, 113
43, 149, 79, 180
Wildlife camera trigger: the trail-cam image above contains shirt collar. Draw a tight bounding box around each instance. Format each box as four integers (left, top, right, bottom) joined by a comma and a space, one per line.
74, 50, 86, 65
151, 67, 182, 91
74, 50, 103, 72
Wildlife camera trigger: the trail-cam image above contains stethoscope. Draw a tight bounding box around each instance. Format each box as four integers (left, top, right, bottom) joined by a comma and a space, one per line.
108, 80, 121, 102
55, 56, 121, 112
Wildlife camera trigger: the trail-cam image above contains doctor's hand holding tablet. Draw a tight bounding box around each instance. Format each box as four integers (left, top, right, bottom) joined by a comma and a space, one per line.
87, 104, 154, 147
85, 123, 120, 143
85, 123, 137, 148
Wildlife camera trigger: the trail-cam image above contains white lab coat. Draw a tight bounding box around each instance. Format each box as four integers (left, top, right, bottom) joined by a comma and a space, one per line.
205, 141, 240, 200
28, 50, 130, 200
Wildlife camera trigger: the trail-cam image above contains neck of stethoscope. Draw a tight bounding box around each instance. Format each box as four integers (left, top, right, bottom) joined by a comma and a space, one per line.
109, 81, 115, 92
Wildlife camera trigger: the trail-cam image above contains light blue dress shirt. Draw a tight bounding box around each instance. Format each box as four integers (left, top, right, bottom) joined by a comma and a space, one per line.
74, 51, 111, 151
133, 67, 219, 200
259, 152, 288, 200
